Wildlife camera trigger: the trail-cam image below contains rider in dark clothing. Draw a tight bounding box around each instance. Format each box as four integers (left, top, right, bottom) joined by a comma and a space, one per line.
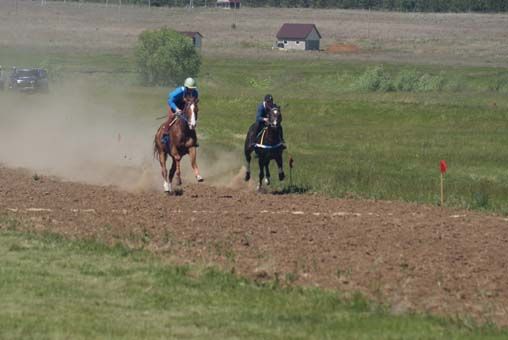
249, 94, 285, 148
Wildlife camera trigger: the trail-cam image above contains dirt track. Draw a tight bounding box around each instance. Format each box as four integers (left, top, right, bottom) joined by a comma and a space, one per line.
1, 165, 508, 326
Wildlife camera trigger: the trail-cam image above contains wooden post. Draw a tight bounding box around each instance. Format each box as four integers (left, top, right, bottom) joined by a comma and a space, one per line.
439, 160, 447, 206
440, 173, 444, 206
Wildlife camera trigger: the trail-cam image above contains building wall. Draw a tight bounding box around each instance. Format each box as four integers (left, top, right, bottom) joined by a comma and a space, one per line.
276, 39, 306, 50
305, 39, 319, 50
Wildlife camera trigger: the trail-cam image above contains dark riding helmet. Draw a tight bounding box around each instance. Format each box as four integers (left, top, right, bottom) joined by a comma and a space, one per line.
264, 94, 273, 103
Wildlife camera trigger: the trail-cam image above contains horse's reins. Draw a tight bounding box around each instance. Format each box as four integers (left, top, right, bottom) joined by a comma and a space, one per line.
164, 106, 192, 130
254, 126, 283, 150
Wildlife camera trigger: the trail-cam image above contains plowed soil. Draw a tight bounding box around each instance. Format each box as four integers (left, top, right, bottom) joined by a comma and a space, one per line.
1, 165, 508, 326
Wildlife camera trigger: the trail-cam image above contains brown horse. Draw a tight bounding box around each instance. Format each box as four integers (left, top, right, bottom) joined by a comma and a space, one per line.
153, 95, 203, 193
244, 105, 285, 190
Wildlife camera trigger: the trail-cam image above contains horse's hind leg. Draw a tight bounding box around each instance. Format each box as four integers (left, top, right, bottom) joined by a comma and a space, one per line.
189, 147, 203, 182
244, 150, 252, 182
244, 144, 254, 182
158, 152, 171, 193
244, 131, 255, 181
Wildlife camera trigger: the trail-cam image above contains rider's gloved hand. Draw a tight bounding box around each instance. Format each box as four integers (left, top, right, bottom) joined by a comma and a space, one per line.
176, 108, 183, 114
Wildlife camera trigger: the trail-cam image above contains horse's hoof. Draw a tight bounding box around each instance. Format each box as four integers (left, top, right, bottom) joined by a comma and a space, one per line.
163, 182, 171, 192
263, 178, 270, 186
244, 172, 250, 181
279, 173, 285, 181
196, 175, 204, 182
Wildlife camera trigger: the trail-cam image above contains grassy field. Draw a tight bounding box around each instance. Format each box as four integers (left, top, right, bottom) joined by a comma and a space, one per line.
205, 59, 508, 211
1, 47, 508, 211
1, 224, 507, 339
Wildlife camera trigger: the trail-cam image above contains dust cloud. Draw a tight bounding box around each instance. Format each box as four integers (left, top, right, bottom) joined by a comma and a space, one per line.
0, 79, 244, 192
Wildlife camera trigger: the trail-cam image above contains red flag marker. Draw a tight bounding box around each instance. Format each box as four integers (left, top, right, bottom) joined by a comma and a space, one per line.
440, 160, 447, 206
440, 160, 447, 174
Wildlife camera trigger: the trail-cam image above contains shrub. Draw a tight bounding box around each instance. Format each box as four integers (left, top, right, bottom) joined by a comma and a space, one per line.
395, 69, 421, 92
395, 69, 445, 92
353, 66, 394, 92
414, 72, 445, 92
134, 27, 201, 86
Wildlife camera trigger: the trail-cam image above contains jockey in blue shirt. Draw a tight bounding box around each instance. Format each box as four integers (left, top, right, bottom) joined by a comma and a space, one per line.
249, 94, 285, 148
162, 77, 199, 143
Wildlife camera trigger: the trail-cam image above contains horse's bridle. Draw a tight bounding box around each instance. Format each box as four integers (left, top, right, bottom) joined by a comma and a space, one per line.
267, 107, 281, 128
176, 99, 198, 129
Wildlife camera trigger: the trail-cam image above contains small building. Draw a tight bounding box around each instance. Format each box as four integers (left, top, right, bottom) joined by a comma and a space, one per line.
178, 31, 203, 49
275, 23, 321, 51
216, 0, 240, 9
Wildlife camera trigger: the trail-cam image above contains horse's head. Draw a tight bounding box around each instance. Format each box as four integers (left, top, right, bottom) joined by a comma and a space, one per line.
267, 105, 282, 128
183, 94, 199, 130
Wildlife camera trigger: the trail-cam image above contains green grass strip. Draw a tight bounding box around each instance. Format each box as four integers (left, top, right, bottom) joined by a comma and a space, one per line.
0, 227, 506, 339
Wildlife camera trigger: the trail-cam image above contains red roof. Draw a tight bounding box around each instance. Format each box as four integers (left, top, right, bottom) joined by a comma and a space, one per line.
276, 23, 321, 40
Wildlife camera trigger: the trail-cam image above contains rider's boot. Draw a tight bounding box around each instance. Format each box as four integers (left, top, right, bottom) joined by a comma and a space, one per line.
161, 122, 171, 152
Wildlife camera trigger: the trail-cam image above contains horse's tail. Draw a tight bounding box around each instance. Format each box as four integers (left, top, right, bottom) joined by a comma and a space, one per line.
153, 128, 161, 160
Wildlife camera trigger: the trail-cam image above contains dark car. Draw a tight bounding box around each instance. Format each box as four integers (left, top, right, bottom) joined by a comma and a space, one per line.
9, 68, 49, 93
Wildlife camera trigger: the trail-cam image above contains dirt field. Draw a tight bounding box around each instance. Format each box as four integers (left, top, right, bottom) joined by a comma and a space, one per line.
2, 1, 508, 327
1, 1, 508, 66
2, 165, 508, 326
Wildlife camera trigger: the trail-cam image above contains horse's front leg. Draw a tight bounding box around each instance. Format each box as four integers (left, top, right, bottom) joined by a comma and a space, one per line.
167, 157, 177, 194
275, 153, 285, 181
174, 155, 182, 186
264, 162, 271, 186
189, 146, 203, 182
257, 157, 265, 191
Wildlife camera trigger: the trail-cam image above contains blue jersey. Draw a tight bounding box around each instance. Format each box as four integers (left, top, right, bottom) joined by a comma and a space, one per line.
167, 86, 199, 112
256, 102, 276, 123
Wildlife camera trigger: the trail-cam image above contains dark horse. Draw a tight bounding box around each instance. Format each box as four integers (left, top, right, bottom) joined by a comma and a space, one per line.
244, 106, 285, 190
153, 95, 203, 193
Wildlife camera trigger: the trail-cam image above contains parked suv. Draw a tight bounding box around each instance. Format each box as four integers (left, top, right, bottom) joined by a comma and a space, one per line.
9, 67, 49, 93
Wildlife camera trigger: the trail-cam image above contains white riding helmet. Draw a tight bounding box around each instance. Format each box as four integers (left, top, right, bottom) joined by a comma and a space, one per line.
184, 77, 197, 89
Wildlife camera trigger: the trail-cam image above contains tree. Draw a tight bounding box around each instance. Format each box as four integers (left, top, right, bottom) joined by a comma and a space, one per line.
134, 27, 201, 86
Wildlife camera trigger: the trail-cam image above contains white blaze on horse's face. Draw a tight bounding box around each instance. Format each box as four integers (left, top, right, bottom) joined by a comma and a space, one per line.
271, 109, 279, 127
189, 103, 196, 130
